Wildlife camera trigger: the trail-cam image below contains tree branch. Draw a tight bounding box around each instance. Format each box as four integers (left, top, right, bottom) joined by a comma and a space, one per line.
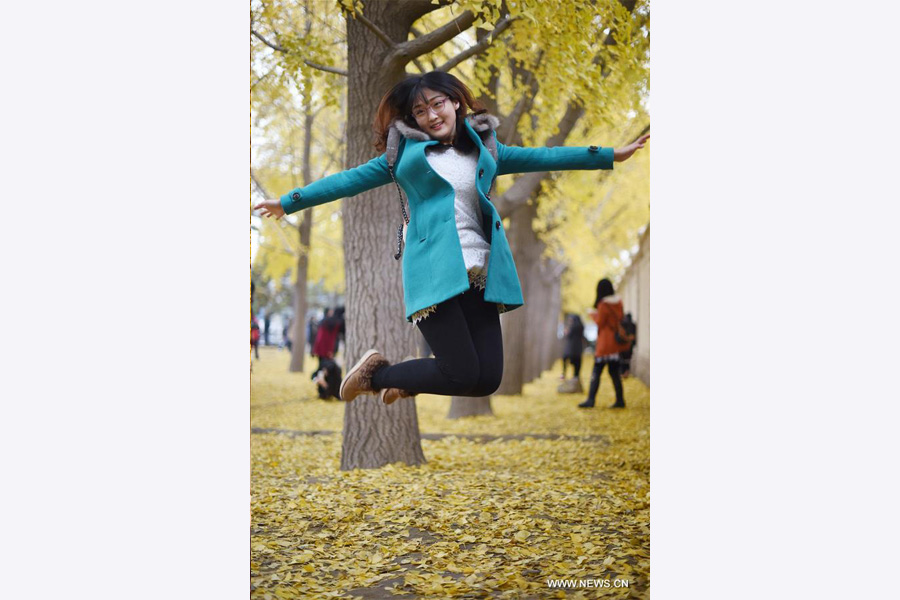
406, 27, 430, 73
437, 14, 516, 72
631, 123, 651, 143
384, 10, 477, 71
255, 204, 302, 257
251, 28, 348, 77
251, 28, 287, 52
258, 242, 299, 258
250, 169, 272, 199
401, 0, 457, 22
499, 52, 544, 144
302, 61, 348, 77
473, 26, 501, 114
251, 67, 275, 89
351, 9, 398, 49
494, 101, 585, 219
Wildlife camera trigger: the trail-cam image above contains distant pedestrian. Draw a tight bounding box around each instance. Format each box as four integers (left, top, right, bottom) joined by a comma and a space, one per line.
558, 314, 585, 394
282, 317, 293, 352
263, 313, 272, 346
251, 314, 261, 360
561, 314, 585, 379
579, 278, 629, 409
620, 313, 637, 377
312, 309, 341, 371
306, 316, 318, 356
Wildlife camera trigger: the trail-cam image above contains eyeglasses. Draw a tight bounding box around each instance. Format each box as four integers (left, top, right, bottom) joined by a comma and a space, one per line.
411, 96, 450, 119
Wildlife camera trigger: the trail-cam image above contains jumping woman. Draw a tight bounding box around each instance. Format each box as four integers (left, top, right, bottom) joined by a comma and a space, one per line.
254, 71, 648, 405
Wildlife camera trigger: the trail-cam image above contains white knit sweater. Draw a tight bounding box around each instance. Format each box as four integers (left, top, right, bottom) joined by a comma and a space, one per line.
424, 145, 491, 273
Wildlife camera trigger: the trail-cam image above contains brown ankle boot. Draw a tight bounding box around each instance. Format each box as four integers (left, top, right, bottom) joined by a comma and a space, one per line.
380, 355, 417, 405
380, 388, 416, 405
340, 350, 390, 402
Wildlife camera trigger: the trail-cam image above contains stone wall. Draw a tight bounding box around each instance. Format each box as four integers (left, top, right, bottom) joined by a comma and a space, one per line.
618, 226, 650, 386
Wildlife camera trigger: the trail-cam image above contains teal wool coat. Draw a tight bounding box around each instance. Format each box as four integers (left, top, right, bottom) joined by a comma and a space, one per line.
280, 113, 615, 322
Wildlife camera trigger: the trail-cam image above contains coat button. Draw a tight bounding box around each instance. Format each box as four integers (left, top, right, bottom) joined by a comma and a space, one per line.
479, 168, 485, 178
291, 192, 301, 201
495, 221, 501, 230
588, 145, 599, 152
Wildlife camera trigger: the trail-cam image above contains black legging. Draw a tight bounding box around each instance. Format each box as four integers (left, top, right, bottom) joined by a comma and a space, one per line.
371, 286, 503, 397
563, 355, 582, 378
585, 359, 624, 406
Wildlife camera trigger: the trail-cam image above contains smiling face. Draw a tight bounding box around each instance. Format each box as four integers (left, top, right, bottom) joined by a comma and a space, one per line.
411, 88, 459, 144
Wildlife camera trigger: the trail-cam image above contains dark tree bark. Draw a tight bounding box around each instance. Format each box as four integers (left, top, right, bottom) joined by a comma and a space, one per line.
339, 1, 435, 470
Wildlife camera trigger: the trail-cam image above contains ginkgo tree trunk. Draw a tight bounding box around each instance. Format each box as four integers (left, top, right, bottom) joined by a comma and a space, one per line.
339, 1, 452, 470
288, 101, 315, 373
338, 0, 521, 467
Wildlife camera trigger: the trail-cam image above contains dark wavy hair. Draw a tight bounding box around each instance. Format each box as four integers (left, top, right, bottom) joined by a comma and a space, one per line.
593, 278, 615, 308
373, 71, 485, 154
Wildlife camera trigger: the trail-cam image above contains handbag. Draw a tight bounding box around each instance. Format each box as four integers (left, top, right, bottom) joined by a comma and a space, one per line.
613, 313, 630, 346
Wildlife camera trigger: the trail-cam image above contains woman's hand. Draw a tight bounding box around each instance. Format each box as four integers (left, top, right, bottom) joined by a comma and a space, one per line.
254, 198, 285, 220
613, 133, 650, 162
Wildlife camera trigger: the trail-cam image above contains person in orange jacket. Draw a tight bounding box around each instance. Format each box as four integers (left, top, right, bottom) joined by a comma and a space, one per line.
579, 278, 629, 409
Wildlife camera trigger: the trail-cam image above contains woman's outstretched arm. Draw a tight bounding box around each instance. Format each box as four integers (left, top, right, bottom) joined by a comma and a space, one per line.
495, 133, 649, 176
254, 153, 393, 219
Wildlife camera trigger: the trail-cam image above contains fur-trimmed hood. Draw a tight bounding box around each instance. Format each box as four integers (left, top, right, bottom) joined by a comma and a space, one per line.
385, 112, 500, 166
391, 112, 500, 141
601, 295, 622, 304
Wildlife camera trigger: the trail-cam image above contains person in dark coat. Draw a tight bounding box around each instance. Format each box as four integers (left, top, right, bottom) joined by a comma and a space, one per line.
306, 316, 317, 356
263, 313, 271, 346
281, 317, 293, 352
579, 278, 629, 409
620, 313, 637, 377
561, 314, 585, 380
